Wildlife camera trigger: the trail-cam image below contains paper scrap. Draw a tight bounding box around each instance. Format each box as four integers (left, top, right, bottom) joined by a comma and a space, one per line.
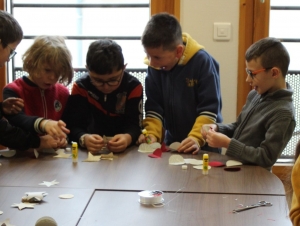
0, 149, 16, 157
39, 179, 59, 187
169, 154, 185, 165
101, 152, 116, 160
184, 158, 203, 165
0, 219, 14, 226
11, 202, 35, 210
138, 142, 161, 153
169, 142, 180, 151
59, 194, 74, 199
209, 161, 225, 167
0, 211, 3, 215
193, 165, 212, 170
22, 192, 48, 203
226, 160, 243, 167
148, 148, 162, 158
53, 149, 71, 158
34, 149, 39, 158
83, 152, 101, 162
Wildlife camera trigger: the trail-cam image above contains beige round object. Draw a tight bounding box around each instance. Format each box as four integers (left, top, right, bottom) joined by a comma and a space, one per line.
0, 210, 3, 215
1, 149, 16, 157
59, 194, 74, 199
35, 216, 57, 226
182, 165, 188, 170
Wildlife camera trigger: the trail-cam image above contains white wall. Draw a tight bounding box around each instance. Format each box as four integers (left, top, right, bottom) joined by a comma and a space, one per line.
180, 0, 240, 123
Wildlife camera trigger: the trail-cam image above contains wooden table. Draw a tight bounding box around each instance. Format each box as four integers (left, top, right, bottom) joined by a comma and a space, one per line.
0, 146, 285, 195
0, 146, 290, 225
78, 191, 291, 226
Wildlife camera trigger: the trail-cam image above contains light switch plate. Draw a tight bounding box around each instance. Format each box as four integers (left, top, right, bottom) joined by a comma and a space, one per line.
214, 22, 231, 41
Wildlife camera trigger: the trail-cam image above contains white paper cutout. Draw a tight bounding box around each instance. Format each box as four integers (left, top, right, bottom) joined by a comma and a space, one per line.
226, 160, 243, 167
193, 165, 212, 170
0, 219, 14, 226
169, 142, 181, 151
39, 179, 59, 187
59, 194, 74, 199
169, 154, 185, 165
138, 142, 161, 153
53, 149, 71, 158
11, 202, 35, 210
202, 125, 211, 133
0, 211, 3, 215
35, 216, 57, 226
65, 147, 71, 152
82, 152, 101, 162
101, 152, 116, 160
34, 149, 39, 158
184, 158, 203, 165
0, 149, 16, 157
22, 192, 48, 202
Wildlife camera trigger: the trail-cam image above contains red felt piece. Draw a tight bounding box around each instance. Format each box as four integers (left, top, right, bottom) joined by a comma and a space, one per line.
209, 161, 225, 167
161, 143, 168, 152
148, 148, 162, 158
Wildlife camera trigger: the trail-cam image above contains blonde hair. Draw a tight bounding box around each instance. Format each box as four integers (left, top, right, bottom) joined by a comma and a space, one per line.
22, 35, 73, 85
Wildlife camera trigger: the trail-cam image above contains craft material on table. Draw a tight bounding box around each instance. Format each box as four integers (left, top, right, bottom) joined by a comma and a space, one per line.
72, 142, 78, 163
202, 154, 209, 175
59, 194, 74, 199
169, 154, 185, 165
53, 149, 71, 158
168, 142, 181, 152
138, 142, 161, 153
232, 200, 272, 213
82, 152, 101, 162
39, 179, 59, 187
226, 160, 243, 167
11, 202, 36, 210
138, 190, 164, 205
22, 192, 48, 203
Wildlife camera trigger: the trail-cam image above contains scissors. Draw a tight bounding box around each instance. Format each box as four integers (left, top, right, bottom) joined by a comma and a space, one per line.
233, 200, 272, 213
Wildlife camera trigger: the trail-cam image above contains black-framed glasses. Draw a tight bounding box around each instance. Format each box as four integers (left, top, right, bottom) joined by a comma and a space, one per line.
245, 67, 273, 79
90, 70, 124, 87
7, 44, 17, 59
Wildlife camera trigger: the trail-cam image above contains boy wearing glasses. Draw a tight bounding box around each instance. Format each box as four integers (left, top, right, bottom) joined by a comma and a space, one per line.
202, 37, 295, 170
63, 39, 143, 153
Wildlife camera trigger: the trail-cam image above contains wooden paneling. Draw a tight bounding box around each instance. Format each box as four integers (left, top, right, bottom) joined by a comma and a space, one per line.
150, 0, 180, 20
237, 0, 270, 115
0, 0, 6, 101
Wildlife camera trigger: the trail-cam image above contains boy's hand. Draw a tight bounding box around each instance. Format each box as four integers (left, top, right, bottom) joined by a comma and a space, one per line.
85, 134, 105, 154
201, 124, 217, 140
39, 135, 60, 149
206, 130, 230, 148
177, 137, 200, 154
137, 133, 157, 144
41, 120, 70, 138
107, 134, 131, 153
2, 97, 24, 115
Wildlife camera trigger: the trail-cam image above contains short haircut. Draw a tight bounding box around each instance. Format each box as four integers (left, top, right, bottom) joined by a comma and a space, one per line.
22, 35, 73, 85
141, 12, 182, 51
86, 39, 124, 75
0, 10, 23, 48
245, 37, 290, 77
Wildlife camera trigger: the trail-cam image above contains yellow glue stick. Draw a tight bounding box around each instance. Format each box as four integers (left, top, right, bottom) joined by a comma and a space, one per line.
142, 129, 151, 144
203, 154, 209, 175
72, 142, 78, 163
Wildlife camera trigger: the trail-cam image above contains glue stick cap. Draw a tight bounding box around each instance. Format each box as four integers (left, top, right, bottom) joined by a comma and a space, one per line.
35, 216, 57, 226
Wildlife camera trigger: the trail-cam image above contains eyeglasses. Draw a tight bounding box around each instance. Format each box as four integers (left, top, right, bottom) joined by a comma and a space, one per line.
90, 70, 124, 87
245, 67, 273, 79
7, 45, 17, 59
